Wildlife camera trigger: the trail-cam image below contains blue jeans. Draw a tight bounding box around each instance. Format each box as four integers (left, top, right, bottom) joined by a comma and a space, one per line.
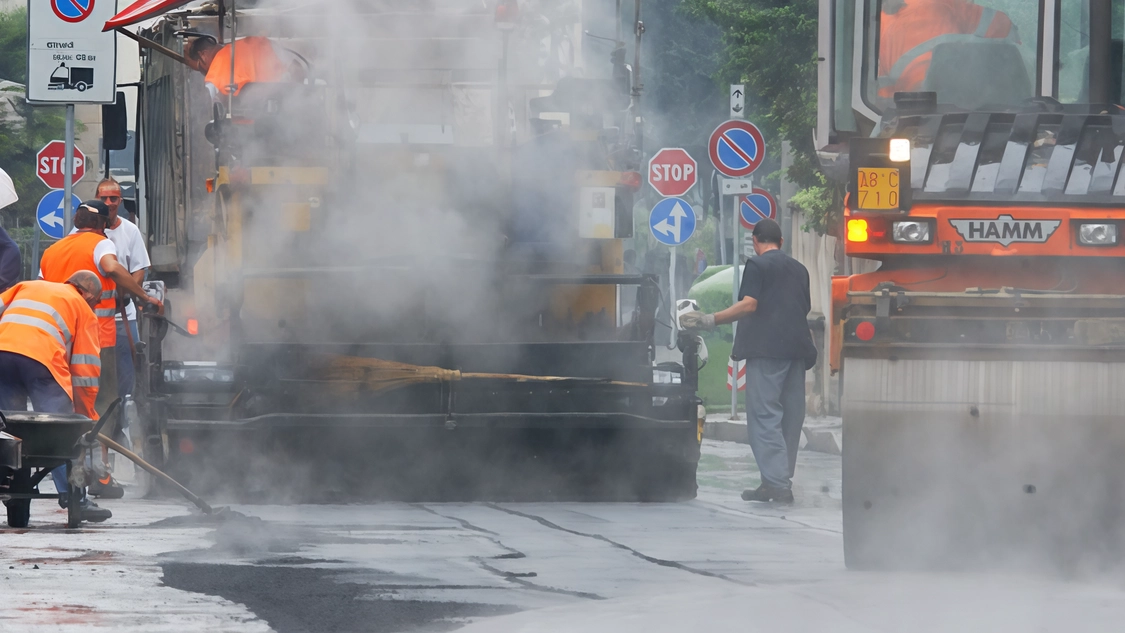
744, 358, 806, 489
0, 352, 87, 504
116, 319, 139, 400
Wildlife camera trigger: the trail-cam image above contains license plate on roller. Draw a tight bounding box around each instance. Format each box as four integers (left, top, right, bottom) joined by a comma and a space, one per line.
857, 168, 901, 210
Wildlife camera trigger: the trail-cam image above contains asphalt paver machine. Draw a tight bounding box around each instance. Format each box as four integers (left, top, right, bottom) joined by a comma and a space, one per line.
118, 1, 702, 501
820, 0, 1125, 569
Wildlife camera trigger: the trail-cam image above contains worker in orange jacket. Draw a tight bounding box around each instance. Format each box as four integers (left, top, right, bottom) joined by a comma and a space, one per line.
0, 272, 111, 523
184, 34, 308, 99
879, 0, 1017, 99
40, 200, 163, 499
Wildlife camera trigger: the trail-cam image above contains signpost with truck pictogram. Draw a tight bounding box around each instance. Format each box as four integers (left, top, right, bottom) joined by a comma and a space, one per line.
28, 0, 117, 241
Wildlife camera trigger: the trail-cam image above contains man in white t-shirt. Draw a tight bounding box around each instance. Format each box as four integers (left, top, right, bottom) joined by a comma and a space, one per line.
94, 178, 151, 402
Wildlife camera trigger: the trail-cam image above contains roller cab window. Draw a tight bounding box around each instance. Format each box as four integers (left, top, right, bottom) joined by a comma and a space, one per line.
866, 0, 1038, 111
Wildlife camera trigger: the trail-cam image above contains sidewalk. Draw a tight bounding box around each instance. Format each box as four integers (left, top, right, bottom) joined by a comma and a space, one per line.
704, 412, 842, 456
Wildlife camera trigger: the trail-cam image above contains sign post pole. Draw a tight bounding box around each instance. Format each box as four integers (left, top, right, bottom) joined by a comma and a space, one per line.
717, 178, 752, 420
730, 188, 740, 420
32, 217, 40, 274
717, 181, 727, 264
709, 118, 766, 419
63, 105, 75, 235
669, 245, 677, 348
649, 197, 698, 349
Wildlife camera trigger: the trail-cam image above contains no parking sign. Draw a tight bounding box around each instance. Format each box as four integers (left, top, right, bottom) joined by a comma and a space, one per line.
709, 120, 766, 178
739, 188, 777, 229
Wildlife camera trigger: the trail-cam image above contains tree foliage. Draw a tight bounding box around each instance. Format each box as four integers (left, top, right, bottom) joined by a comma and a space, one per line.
642, 1, 726, 151
0, 8, 69, 228
684, 0, 840, 233
0, 9, 27, 85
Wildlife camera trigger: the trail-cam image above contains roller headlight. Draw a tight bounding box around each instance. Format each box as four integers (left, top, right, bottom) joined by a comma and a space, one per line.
1078, 223, 1118, 246
892, 220, 932, 244
889, 138, 911, 163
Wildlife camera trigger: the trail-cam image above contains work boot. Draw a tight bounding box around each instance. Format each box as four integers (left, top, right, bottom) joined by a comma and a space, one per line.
79, 501, 112, 523
741, 484, 794, 504
88, 474, 125, 499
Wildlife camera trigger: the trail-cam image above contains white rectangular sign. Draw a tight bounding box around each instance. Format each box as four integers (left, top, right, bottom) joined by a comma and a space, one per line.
721, 178, 753, 195
730, 84, 745, 119
28, 0, 118, 104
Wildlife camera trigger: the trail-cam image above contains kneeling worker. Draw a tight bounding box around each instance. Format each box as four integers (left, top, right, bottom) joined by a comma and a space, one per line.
0, 273, 109, 522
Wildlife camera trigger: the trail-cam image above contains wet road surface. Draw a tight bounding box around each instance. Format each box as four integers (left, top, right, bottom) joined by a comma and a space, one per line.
2, 440, 1122, 632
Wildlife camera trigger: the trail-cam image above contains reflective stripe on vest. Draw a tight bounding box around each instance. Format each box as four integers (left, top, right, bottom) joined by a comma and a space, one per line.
39, 232, 117, 347
7, 299, 73, 344
101, 290, 116, 301
0, 313, 67, 347
71, 353, 101, 368
72, 376, 99, 388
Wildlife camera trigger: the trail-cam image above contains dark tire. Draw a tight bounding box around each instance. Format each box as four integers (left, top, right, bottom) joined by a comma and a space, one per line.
5, 468, 31, 528
76, 83, 87, 92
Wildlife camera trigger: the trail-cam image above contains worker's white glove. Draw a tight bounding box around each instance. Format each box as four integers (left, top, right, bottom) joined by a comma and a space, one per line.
679, 311, 716, 331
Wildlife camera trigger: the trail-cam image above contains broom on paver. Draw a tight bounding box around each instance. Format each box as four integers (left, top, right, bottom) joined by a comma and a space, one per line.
317, 355, 646, 393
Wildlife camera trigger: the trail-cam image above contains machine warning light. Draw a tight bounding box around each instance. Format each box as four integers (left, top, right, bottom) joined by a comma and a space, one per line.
855, 321, 876, 341
847, 219, 869, 243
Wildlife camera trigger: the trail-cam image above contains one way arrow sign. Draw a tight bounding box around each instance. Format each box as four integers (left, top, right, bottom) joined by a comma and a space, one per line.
730, 84, 745, 119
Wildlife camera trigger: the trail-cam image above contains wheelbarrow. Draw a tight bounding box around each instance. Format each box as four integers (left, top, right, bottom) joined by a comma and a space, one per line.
0, 400, 120, 529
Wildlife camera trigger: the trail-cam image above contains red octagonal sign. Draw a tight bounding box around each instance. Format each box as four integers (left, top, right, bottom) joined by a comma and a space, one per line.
648, 148, 697, 198
36, 140, 85, 190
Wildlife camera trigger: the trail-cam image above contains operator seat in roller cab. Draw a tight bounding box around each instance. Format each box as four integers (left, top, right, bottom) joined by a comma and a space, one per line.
879, 0, 1030, 109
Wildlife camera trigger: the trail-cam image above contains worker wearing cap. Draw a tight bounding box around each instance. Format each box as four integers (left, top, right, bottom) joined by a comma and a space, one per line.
79, 178, 150, 403
184, 34, 308, 100
40, 200, 163, 497
878, 0, 1017, 99
679, 219, 817, 503
0, 272, 111, 523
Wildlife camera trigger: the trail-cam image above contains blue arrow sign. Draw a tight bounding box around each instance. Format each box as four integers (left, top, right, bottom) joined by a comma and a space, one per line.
649, 197, 696, 246
739, 188, 778, 229
37, 190, 80, 240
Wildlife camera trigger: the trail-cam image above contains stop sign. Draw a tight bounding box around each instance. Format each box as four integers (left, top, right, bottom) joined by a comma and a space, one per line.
36, 141, 85, 190
648, 148, 697, 197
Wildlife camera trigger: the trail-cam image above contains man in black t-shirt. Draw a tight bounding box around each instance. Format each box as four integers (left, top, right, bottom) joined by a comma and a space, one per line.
679, 219, 817, 503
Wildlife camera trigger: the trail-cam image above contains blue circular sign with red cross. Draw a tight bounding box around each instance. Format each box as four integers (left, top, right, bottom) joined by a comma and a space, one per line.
739, 188, 777, 229
52, 0, 95, 23
708, 119, 766, 178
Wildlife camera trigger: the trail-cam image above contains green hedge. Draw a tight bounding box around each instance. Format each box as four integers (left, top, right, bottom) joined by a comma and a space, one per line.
687, 265, 743, 412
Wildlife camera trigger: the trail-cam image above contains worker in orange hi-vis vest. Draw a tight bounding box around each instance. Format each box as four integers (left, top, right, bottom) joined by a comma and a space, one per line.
0, 272, 111, 523
878, 0, 1018, 99
39, 200, 163, 501
184, 34, 309, 99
